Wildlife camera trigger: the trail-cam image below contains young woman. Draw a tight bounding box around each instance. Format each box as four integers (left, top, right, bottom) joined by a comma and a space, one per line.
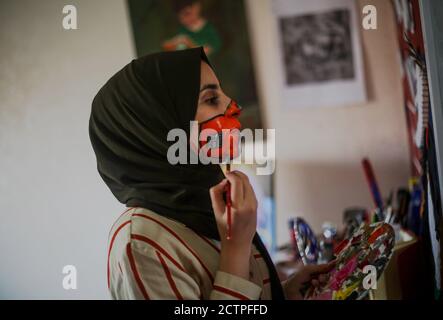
89, 47, 332, 300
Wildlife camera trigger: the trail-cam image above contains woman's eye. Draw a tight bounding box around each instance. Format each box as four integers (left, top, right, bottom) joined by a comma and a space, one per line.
207, 96, 219, 106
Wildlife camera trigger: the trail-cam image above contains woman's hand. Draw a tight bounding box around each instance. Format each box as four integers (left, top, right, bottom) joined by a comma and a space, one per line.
209, 170, 258, 280
210, 170, 258, 248
282, 261, 336, 300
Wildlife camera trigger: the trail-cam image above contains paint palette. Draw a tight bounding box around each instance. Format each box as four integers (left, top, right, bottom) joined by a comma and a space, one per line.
306, 222, 395, 300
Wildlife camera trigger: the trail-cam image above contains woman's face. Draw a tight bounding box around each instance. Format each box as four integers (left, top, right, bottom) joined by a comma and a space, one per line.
195, 61, 231, 123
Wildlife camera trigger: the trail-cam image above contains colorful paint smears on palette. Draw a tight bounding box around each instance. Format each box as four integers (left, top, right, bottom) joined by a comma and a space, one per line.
306, 222, 395, 300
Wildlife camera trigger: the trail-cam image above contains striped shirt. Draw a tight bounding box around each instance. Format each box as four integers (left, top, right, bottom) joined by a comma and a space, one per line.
107, 207, 274, 300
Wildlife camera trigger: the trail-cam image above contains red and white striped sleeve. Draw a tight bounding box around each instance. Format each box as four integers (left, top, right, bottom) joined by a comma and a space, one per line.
209, 271, 262, 300
118, 239, 262, 300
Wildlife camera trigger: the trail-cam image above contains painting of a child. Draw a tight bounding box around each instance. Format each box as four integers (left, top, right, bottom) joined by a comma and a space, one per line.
162, 0, 221, 58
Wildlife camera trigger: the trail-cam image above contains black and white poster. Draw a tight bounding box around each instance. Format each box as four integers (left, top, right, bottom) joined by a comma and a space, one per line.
273, 0, 366, 109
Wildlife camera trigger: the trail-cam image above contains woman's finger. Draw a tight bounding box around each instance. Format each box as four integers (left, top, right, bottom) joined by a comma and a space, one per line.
232, 171, 252, 192
304, 262, 335, 276
317, 274, 328, 284
231, 170, 255, 206
231, 170, 248, 182
241, 175, 258, 209
209, 179, 228, 217
225, 171, 244, 205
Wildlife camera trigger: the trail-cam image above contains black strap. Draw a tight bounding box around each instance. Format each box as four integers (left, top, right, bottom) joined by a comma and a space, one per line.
253, 233, 285, 300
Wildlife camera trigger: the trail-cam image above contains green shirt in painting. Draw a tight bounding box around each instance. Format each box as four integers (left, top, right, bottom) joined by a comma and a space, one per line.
177, 21, 221, 57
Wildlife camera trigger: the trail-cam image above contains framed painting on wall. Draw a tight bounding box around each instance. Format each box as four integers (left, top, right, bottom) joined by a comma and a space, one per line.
272, 0, 367, 109
127, 0, 263, 130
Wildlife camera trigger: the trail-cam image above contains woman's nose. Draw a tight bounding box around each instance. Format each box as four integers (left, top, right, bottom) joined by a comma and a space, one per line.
224, 100, 242, 118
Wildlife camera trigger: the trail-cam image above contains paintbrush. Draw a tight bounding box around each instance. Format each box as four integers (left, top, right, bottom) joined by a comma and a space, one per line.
225, 163, 232, 240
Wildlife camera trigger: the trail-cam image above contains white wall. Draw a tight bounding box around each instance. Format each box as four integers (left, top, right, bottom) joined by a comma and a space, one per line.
0, 0, 412, 298
245, 0, 411, 246
0, 0, 135, 299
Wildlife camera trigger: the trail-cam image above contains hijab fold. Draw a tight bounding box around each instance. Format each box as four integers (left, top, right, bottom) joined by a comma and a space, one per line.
89, 47, 284, 300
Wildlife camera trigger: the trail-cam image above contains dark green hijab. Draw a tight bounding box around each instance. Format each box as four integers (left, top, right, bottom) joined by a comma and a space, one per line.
89, 47, 284, 300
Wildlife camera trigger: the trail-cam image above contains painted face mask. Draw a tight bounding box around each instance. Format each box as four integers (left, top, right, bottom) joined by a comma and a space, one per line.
199, 100, 242, 161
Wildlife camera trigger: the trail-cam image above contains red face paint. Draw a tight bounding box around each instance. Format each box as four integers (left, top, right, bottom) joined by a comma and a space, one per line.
199, 100, 242, 161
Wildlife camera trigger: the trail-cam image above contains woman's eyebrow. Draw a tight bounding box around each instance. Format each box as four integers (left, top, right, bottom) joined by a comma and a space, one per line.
200, 83, 219, 92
